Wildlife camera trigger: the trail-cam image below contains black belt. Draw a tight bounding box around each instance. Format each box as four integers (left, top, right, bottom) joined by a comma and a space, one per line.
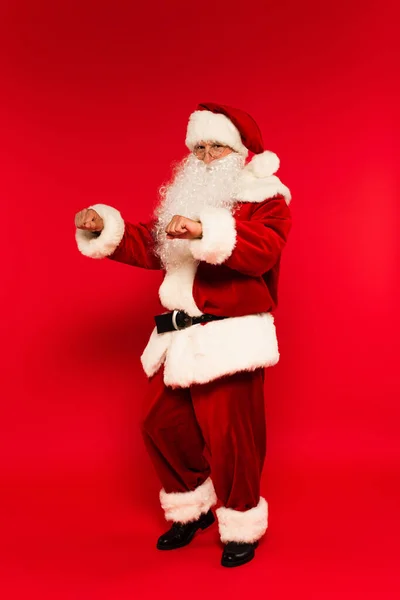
154, 310, 227, 334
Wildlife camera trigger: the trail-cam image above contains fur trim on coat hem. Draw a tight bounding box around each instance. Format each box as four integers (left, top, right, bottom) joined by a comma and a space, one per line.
140, 312, 279, 388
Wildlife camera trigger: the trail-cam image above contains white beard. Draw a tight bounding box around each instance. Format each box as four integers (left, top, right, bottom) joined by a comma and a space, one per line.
153, 152, 245, 268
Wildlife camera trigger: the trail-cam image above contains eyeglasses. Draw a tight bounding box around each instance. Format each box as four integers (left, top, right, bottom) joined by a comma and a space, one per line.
193, 143, 230, 159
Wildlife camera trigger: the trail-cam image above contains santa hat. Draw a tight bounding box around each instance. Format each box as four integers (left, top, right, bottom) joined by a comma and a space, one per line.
185, 102, 280, 178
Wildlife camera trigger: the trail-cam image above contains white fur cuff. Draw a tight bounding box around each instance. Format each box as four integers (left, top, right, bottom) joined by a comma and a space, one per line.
160, 477, 217, 524
216, 497, 268, 543
75, 203, 125, 259
189, 206, 236, 265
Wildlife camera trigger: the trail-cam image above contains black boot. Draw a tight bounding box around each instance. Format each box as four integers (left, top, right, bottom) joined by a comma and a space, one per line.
156, 509, 215, 550
221, 541, 259, 567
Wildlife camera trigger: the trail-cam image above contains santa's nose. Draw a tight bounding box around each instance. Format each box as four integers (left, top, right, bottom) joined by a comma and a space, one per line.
202, 153, 215, 164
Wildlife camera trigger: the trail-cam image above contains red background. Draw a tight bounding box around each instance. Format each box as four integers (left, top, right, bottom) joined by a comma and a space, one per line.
1, 1, 399, 597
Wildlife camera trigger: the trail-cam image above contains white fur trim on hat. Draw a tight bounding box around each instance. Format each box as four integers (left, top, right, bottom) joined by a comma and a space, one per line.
185, 110, 249, 157
189, 206, 236, 265
216, 497, 268, 543
160, 477, 217, 524
75, 204, 125, 259
246, 151, 280, 178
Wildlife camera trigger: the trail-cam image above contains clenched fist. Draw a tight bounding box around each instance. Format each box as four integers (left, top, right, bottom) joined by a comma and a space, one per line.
75, 208, 104, 232
165, 215, 202, 240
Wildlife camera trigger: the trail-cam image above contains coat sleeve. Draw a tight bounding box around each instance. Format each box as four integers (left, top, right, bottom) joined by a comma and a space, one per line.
75, 203, 161, 270
189, 196, 292, 277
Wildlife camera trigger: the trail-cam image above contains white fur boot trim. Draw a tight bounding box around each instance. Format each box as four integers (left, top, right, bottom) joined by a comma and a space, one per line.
216, 497, 268, 543
75, 203, 125, 259
160, 477, 217, 524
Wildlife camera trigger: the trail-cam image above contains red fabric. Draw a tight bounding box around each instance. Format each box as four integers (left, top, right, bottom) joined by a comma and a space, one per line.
3, 1, 399, 594
108, 195, 292, 316
141, 367, 266, 511
194, 197, 292, 316
108, 219, 161, 270
198, 102, 265, 154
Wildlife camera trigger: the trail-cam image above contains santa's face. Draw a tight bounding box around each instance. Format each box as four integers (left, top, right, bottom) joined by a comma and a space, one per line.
153, 150, 245, 268
192, 140, 234, 164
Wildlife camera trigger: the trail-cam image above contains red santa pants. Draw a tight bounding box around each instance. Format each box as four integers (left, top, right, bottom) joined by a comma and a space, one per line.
141, 366, 269, 543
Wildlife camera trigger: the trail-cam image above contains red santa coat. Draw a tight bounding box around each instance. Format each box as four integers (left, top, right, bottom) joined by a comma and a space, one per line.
76, 158, 292, 388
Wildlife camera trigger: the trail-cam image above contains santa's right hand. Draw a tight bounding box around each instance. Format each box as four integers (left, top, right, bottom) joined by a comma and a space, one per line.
75, 208, 104, 232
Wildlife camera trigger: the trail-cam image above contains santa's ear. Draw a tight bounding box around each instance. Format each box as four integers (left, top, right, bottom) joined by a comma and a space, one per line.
244, 151, 280, 178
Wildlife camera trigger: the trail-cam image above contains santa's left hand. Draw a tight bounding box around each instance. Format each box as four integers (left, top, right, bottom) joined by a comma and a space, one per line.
165, 215, 203, 240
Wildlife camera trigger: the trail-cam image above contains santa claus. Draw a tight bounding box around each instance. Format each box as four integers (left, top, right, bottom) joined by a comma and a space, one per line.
74, 102, 292, 568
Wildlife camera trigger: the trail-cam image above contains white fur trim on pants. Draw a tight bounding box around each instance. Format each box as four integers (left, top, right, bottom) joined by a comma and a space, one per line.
190, 206, 236, 265
160, 477, 217, 524
216, 497, 268, 543
75, 204, 125, 259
